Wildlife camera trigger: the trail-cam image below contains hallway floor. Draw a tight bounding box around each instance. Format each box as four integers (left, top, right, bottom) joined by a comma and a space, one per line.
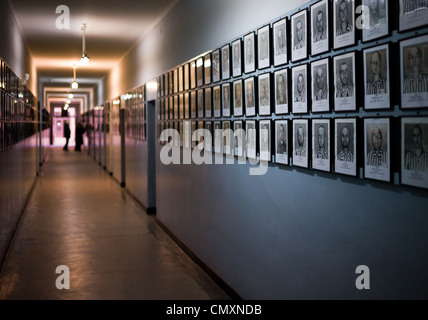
0, 148, 229, 300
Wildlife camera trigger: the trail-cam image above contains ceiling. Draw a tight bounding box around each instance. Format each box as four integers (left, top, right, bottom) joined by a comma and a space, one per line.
8, 0, 179, 90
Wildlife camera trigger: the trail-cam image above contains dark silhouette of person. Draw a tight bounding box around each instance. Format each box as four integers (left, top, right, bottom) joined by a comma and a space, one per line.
63, 121, 71, 151
75, 122, 85, 152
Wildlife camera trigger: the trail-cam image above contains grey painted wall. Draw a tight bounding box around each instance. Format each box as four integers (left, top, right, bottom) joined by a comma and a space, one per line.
100, 0, 428, 299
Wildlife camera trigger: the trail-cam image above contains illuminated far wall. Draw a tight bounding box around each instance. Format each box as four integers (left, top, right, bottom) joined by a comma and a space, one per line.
101, 0, 310, 102
0, 0, 37, 97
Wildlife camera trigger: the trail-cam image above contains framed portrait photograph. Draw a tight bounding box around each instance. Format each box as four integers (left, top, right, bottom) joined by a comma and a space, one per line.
214, 121, 222, 154
292, 64, 308, 114
258, 73, 271, 116
311, 58, 330, 113
234, 120, 245, 157
179, 121, 184, 147
183, 63, 190, 91
312, 118, 331, 172
223, 120, 233, 155
196, 120, 205, 151
204, 53, 212, 85
233, 79, 244, 117
274, 69, 289, 115
197, 89, 204, 118
401, 117, 428, 189
362, 0, 389, 42
212, 49, 221, 83
364, 117, 390, 182
311, 0, 329, 56
364, 44, 390, 110
244, 77, 256, 117
169, 96, 173, 120
399, 0, 428, 32
222, 44, 231, 80
333, 0, 355, 49
196, 57, 204, 87
275, 120, 288, 165
213, 85, 221, 118
259, 120, 271, 162
222, 83, 231, 117
246, 120, 257, 160
190, 61, 196, 89
258, 25, 271, 69
400, 35, 428, 109
205, 121, 213, 152
179, 93, 184, 119
334, 52, 356, 112
174, 68, 179, 93
293, 119, 309, 168
190, 90, 196, 118
184, 92, 190, 119
178, 66, 184, 92
191, 121, 197, 148
273, 18, 287, 67
174, 121, 180, 147
205, 87, 212, 118
232, 39, 242, 77
335, 117, 357, 176
244, 32, 256, 74
165, 98, 169, 120
169, 71, 174, 95
174, 95, 179, 120
291, 10, 308, 62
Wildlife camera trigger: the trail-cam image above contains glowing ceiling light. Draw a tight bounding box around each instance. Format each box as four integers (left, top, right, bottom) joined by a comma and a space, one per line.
71, 66, 78, 89
80, 23, 90, 65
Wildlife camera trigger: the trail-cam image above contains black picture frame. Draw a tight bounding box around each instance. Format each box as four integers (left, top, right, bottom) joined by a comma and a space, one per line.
311, 118, 331, 172
400, 116, 428, 189
212, 49, 221, 83
364, 117, 391, 182
333, 0, 356, 50
213, 85, 222, 118
291, 64, 309, 114
244, 76, 256, 117
204, 53, 212, 85
232, 39, 243, 77
293, 118, 309, 168
363, 43, 390, 110
273, 18, 288, 67
258, 72, 272, 116
244, 32, 256, 74
334, 117, 357, 176
257, 24, 271, 70
233, 79, 244, 117
222, 44, 231, 80
333, 51, 356, 112
311, 0, 330, 56
291, 9, 308, 62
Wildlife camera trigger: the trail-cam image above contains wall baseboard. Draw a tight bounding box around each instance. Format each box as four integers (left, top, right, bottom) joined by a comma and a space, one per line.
155, 218, 242, 301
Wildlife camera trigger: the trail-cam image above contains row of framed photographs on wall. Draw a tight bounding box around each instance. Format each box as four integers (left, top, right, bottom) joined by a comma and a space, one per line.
0, 121, 39, 152
158, 0, 428, 97
158, 116, 428, 189
158, 35, 428, 122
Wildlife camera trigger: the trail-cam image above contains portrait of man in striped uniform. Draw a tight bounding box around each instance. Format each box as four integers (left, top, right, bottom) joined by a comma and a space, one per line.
366, 50, 387, 95
336, 61, 354, 98
337, 125, 353, 162
405, 124, 428, 172
366, 127, 388, 167
403, 45, 428, 94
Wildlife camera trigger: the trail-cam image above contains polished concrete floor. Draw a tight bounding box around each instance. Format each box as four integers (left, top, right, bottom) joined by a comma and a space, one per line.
0, 148, 229, 300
